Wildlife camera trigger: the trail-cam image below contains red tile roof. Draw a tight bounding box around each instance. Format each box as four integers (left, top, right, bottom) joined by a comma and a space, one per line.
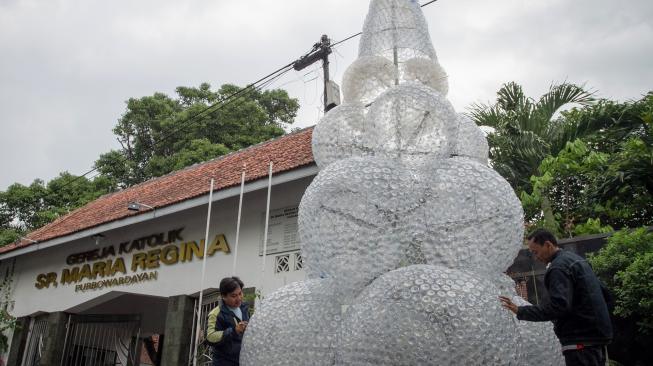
1, 127, 315, 255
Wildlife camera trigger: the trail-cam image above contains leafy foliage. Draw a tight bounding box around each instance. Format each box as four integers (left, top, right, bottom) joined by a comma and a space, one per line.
96, 83, 298, 187
469, 82, 596, 194
520, 139, 612, 235
589, 228, 653, 333
146, 139, 230, 177
0, 173, 115, 246
572, 218, 613, 237
615, 251, 653, 331
519, 93, 653, 234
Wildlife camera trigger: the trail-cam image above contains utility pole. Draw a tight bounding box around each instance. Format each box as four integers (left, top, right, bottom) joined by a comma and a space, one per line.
293, 35, 338, 113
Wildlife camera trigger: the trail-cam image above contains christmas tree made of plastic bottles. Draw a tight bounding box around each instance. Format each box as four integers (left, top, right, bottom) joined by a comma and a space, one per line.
241, 1, 564, 364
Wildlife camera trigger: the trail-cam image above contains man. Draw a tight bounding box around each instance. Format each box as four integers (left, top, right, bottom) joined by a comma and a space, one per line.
499, 229, 612, 366
206, 276, 250, 366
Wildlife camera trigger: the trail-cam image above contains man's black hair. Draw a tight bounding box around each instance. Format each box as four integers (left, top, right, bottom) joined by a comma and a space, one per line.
527, 228, 558, 247
219, 276, 244, 296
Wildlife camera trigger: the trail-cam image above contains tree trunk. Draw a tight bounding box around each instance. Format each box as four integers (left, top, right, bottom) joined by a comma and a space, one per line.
541, 194, 559, 235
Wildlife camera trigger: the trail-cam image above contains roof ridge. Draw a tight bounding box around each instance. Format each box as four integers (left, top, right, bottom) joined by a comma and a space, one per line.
107, 125, 315, 195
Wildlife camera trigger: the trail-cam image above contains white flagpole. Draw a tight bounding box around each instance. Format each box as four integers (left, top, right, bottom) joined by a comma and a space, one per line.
193, 178, 214, 366
232, 167, 246, 275
261, 162, 273, 284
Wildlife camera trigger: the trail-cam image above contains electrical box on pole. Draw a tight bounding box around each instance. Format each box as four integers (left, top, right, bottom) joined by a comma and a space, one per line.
325, 80, 341, 111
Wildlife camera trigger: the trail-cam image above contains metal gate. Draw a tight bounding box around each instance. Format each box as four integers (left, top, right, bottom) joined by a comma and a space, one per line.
189, 291, 221, 366
21, 319, 48, 366
60, 314, 141, 366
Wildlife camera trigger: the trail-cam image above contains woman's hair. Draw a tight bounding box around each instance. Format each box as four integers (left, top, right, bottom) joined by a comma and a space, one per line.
219, 276, 244, 296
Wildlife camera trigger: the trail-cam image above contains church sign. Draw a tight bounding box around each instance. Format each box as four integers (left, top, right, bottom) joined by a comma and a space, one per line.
34, 227, 230, 292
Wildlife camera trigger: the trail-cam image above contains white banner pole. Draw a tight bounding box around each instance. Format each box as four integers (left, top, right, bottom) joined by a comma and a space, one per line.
261, 162, 273, 285
193, 178, 214, 366
232, 167, 246, 275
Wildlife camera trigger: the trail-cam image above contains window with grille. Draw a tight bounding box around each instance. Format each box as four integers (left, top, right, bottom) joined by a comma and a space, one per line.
275, 254, 290, 273
294, 252, 303, 270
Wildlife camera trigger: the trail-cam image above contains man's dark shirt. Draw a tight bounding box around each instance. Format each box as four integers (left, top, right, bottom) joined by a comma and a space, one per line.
516, 250, 612, 346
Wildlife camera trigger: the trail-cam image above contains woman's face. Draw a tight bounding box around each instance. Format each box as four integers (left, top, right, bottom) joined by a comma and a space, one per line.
222, 286, 243, 308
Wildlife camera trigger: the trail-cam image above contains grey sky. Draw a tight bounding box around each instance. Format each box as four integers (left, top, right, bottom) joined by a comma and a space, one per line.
1, 0, 652, 190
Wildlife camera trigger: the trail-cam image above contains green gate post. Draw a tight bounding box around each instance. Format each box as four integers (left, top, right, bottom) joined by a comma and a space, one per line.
6, 316, 30, 366
38, 312, 68, 366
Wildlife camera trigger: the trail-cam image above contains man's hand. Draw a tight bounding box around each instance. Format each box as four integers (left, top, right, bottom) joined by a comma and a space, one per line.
499, 296, 518, 315
235, 320, 248, 335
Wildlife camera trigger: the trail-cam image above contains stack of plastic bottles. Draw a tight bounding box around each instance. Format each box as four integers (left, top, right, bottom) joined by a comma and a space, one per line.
241, 1, 564, 364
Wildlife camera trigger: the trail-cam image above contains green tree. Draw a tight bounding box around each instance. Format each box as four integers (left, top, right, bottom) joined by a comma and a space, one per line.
589, 228, 653, 334
615, 252, 653, 331
146, 139, 230, 176
0, 173, 114, 246
0, 180, 49, 231
520, 139, 613, 235
96, 83, 299, 187
469, 82, 597, 195
588, 96, 653, 227
589, 227, 653, 365
519, 93, 653, 234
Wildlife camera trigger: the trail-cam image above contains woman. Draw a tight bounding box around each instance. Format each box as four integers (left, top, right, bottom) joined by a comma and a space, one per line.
205, 276, 250, 366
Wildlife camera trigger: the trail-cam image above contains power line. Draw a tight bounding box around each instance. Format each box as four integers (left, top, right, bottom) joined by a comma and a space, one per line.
49, 64, 295, 194
421, 0, 440, 7
42, 0, 443, 193
136, 63, 295, 154
332, 32, 362, 48
143, 65, 295, 157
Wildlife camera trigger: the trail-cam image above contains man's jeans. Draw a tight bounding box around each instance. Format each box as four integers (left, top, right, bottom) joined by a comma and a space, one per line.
563, 346, 608, 366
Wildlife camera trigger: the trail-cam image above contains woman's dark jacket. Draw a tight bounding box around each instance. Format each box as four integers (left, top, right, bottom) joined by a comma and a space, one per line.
516, 249, 613, 346
205, 302, 250, 366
